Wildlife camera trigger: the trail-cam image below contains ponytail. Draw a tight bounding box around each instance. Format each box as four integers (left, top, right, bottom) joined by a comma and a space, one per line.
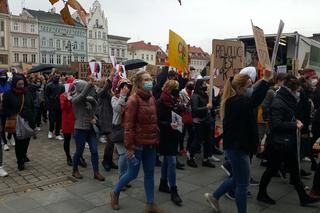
220, 77, 236, 119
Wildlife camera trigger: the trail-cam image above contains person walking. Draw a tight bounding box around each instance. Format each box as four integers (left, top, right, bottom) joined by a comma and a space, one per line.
3, 74, 35, 171
204, 69, 272, 213
257, 75, 320, 207
157, 80, 183, 206
71, 77, 105, 181
110, 70, 164, 213
0, 69, 11, 151
0, 86, 8, 177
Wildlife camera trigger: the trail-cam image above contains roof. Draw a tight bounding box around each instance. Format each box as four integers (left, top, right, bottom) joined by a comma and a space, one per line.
108, 34, 130, 41
0, 0, 9, 14
128, 41, 160, 52
189, 46, 210, 60
24, 8, 85, 28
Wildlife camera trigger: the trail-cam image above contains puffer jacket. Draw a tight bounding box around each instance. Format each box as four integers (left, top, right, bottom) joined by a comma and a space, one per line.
124, 89, 160, 150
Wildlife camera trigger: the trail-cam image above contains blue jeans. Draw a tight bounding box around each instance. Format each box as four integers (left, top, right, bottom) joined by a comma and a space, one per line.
114, 145, 156, 204
118, 153, 127, 178
73, 128, 99, 172
213, 149, 250, 213
161, 156, 176, 187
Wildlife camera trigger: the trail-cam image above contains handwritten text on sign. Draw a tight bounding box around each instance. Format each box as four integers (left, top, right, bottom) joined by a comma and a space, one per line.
252, 24, 271, 69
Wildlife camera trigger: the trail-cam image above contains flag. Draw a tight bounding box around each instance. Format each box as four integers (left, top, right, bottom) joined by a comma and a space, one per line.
177, 0, 182, 5
60, 4, 75, 25
168, 30, 188, 72
49, 0, 59, 5
68, 0, 88, 24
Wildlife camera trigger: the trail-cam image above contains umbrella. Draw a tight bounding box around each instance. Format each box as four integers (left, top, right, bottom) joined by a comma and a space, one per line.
122, 59, 148, 71
28, 64, 56, 74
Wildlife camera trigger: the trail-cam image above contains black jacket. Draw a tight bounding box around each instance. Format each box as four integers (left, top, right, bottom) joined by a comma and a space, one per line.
269, 87, 298, 151
45, 82, 64, 110
157, 92, 181, 156
312, 108, 320, 140
296, 90, 312, 135
223, 80, 270, 154
191, 93, 215, 124
3, 90, 36, 129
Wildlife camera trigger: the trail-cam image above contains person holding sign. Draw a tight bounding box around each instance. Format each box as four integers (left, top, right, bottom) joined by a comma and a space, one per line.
157, 80, 183, 206
205, 69, 272, 213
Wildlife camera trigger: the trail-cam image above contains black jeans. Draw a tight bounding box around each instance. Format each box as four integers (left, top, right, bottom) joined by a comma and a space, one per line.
312, 163, 320, 191
102, 134, 114, 166
179, 124, 193, 151
40, 102, 47, 121
63, 133, 72, 159
13, 135, 30, 166
259, 144, 306, 201
49, 108, 62, 136
1, 115, 7, 144
189, 122, 212, 159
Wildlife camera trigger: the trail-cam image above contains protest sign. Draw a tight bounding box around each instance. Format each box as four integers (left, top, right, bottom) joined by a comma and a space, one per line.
271, 20, 285, 68
172, 111, 183, 133
252, 21, 272, 70
89, 61, 102, 80
301, 52, 310, 69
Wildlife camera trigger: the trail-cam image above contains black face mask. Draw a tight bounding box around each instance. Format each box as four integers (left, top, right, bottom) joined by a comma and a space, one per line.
53, 76, 60, 84
202, 86, 208, 92
171, 89, 180, 97
186, 84, 194, 91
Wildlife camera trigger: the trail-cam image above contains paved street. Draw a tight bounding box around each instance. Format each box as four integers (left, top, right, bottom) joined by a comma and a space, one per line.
0, 125, 320, 213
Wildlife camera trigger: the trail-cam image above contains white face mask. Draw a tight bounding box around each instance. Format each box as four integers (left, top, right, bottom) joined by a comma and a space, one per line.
311, 79, 318, 87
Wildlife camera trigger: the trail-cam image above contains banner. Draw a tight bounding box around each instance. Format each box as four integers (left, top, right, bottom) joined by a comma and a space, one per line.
271, 20, 285, 68
252, 21, 272, 70
168, 30, 189, 72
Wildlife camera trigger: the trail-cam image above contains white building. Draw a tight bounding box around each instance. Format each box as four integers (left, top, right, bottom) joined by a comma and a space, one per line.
0, 0, 10, 69
10, 12, 39, 66
108, 34, 130, 63
128, 41, 165, 65
189, 46, 210, 77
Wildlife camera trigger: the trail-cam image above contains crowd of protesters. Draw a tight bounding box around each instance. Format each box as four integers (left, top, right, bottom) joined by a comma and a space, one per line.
1, 65, 320, 213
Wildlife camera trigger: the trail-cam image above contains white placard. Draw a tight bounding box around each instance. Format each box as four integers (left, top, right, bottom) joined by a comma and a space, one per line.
110, 56, 117, 68
64, 83, 73, 100
171, 111, 183, 133
89, 61, 102, 80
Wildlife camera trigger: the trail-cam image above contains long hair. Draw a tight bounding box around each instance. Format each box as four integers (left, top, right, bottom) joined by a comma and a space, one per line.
220, 74, 250, 119
194, 79, 205, 95
131, 70, 149, 95
162, 79, 179, 93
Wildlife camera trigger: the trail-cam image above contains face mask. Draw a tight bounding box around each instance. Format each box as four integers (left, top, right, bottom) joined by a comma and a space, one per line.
245, 87, 254, 97
202, 86, 208, 92
186, 84, 194, 91
143, 81, 153, 91
53, 76, 60, 84
311, 79, 318, 87
171, 89, 180, 97
295, 91, 300, 98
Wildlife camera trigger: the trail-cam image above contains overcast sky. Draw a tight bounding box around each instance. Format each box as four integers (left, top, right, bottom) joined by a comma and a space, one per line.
9, 0, 320, 53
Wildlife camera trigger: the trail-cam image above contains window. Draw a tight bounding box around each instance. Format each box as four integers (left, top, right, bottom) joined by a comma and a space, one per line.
30, 24, 35, 33
116, 49, 120, 57
31, 54, 36, 63
41, 38, 46, 47
62, 40, 66, 50
49, 39, 53, 48
80, 56, 85, 62
63, 56, 66, 64
23, 54, 28, 63
14, 37, 19, 47
49, 54, 54, 64
95, 19, 99, 26
121, 50, 125, 58
146, 54, 149, 61
89, 44, 93, 52
95, 32, 97, 38
98, 31, 101, 39
31, 39, 36, 48
98, 45, 101, 53
103, 45, 107, 53
151, 54, 153, 61
13, 22, 19, 31
89, 30, 92, 39
67, 55, 71, 64
141, 54, 144, 60
0, 54, 8, 64
0, 20, 4, 32
14, 53, 19, 63
111, 48, 114, 56
56, 54, 61, 64
0, 37, 4, 47
74, 56, 78, 62
41, 54, 46, 64
22, 38, 27, 47
74, 41, 78, 50
80, 42, 84, 50
56, 40, 60, 49
103, 32, 106, 40
95, 45, 97, 52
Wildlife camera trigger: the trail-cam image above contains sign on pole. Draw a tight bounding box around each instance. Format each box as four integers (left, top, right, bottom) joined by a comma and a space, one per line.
271, 20, 285, 68
252, 21, 272, 70
301, 52, 310, 69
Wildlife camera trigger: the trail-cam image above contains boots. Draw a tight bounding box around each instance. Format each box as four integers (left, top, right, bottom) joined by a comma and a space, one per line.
145, 204, 165, 213
159, 179, 170, 193
170, 186, 182, 206
110, 191, 120, 210
72, 169, 83, 179
79, 157, 87, 168
94, 172, 105, 181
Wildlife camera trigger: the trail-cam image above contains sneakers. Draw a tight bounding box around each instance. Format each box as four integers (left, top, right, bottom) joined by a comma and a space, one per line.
204, 193, 220, 213
55, 135, 64, 141
220, 163, 232, 177
302, 157, 311, 162
0, 167, 8, 177
250, 178, 259, 186
85, 143, 90, 149
99, 136, 107, 144
202, 160, 216, 168
3, 144, 9, 151
257, 193, 276, 205
209, 155, 220, 162
48, 131, 53, 139
8, 138, 15, 147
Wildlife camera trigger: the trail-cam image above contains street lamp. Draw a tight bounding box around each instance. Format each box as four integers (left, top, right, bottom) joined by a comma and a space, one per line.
66, 41, 76, 64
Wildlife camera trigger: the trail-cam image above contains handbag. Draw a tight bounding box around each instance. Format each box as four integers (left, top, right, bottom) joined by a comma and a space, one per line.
110, 125, 124, 143
16, 95, 35, 140
5, 115, 17, 133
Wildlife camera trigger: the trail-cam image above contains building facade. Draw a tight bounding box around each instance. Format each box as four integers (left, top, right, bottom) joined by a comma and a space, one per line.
128, 41, 165, 65
189, 46, 210, 77
24, 8, 87, 66
0, 0, 10, 69
10, 11, 39, 66
108, 34, 130, 63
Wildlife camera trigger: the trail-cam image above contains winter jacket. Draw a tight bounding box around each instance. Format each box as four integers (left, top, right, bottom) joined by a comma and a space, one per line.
312, 108, 320, 141
269, 86, 298, 151
45, 82, 64, 110
157, 91, 181, 156
111, 94, 126, 126
223, 80, 270, 154
3, 89, 36, 129
97, 79, 113, 134
191, 93, 214, 124
296, 90, 312, 135
60, 94, 75, 133
124, 89, 160, 150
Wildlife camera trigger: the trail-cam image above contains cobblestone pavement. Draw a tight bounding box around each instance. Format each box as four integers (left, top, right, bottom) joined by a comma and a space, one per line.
0, 125, 320, 213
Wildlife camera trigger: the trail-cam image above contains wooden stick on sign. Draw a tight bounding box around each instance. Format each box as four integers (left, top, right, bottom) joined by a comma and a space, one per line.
209, 53, 215, 104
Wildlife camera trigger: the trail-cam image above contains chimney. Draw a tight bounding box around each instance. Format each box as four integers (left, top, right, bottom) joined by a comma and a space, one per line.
312, 33, 320, 42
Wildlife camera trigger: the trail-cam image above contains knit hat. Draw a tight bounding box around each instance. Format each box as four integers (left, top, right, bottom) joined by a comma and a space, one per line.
73, 79, 88, 93
240, 67, 257, 82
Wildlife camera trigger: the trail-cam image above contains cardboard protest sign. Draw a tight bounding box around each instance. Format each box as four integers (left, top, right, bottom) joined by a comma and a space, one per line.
271, 20, 285, 68
301, 52, 310, 69
252, 22, 272, 70
168, 30, 189, 72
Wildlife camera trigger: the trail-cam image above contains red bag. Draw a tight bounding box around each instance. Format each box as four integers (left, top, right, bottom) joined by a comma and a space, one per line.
182, 111, 192, 125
